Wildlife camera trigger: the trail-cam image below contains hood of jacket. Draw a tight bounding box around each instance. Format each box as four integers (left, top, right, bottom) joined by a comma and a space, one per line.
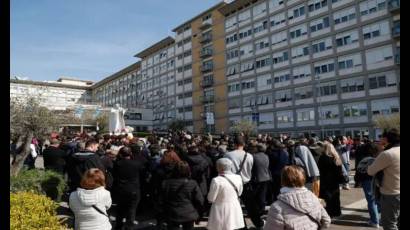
75, 187, 106, 206
277, 187, 319, 214
72, 151, 96, 162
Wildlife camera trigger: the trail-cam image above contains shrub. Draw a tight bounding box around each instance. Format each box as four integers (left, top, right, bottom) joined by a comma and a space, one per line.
10, 192, 68, 229
10, 169, 67, 201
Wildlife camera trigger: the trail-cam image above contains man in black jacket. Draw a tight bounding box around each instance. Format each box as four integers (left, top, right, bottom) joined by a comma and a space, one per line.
42, 138, 67, 174
66, 139, 106, 192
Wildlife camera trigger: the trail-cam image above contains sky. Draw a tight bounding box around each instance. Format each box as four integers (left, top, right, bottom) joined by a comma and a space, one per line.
11, 0, 221, 82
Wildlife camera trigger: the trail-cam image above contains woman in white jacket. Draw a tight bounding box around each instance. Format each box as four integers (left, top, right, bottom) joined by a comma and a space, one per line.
207, 158, 244, 230
69, 168, 112, 230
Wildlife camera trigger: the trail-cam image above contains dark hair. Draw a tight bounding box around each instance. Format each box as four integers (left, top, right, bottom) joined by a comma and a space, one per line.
118, 146, 133, 159
85, 139, 98, 148
247, 142, 258, 154
366, 142, 380, 157
173, 161, 191, 178
234, 136, 245, 146
382, 128, 400, 145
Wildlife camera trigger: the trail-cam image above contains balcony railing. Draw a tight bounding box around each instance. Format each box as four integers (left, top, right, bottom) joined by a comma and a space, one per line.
200, 19, 212, 30
201, 95, 215, 103
200, 49, 213, 58
200, 64, 213, 73
200, 34, 213, 44
389, 0, 400, 12
200, 78, 214, 88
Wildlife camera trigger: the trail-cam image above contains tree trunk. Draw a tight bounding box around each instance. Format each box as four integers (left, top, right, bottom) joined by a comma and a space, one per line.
10, 132, 33, 176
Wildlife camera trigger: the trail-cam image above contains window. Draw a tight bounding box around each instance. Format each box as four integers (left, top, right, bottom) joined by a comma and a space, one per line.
243, 96, 257, 107
241, 80, 256, 90
177, 67, 183, 73
183, 50, 192, 57
338, 54, 362, 69
240, 61, 255, 73
308, 0, 328, 12
277, 111, 294, 123
225, 16, 237, 29
275, 90, 292, 102
294, 86, 313, 100
369, 75, 388, 89
319, 105, 339, 119
336, 30, 359, 46
290, 24, 308, 39
183, 78, 192, 84
297, 109, 315, 121
257, 94, 272, 105
341, 77, 365, 93
317, 81, 337, 96
310, 16, 330, 33
293, 65, 312, 80
270, 0, 285, 10
228, 98, 241, 109
292, 45, 310, 59
256, 56, 272, 68
344, 103, 368, 117
227, 65, 240, 76
238, 9, 251, 23
253, 2, 267, 17
289, 5, 306, 20
255, 37, 270, 51
371, 98, 399, 115
228, 82, 241, 92
270, 13, 286, 29
312, 37, 332, 53
226, 33, 238, 44
271, 31, 288, 46
272, 51, 289, 64
125, 113, 142, 120
239, 43, 253, 56
314, 63, 335, 76
360, 0, 387, 17
334, 7, 356, 25
365, 45, 393, 66
253, 20, 269, 34
362, 20, 390, 41
238, 26, 253, 40
274, 71, 291, 83
183, 64, 192, 71
226, 49, 240, 60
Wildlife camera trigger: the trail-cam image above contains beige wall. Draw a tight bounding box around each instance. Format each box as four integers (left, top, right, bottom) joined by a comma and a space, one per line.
190, 6, 229, 134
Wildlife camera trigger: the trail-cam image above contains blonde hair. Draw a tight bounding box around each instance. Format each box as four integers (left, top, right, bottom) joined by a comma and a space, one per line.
323, 142, 343, 166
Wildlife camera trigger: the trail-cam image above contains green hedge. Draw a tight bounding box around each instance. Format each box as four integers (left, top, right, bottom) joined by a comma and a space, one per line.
10, 169, 67, 201
11, 192, 68, 229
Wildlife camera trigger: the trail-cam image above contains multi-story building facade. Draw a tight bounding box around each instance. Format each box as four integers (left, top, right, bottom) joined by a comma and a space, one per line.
13, 0, 399, 138
216, 0, 400, 138
10, 77, 93, 110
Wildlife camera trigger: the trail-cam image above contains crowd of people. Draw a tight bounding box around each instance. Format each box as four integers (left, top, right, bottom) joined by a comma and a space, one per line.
12, 128, 400, 230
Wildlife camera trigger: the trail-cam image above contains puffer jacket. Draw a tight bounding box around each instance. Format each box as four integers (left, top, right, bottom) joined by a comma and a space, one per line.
264, 187, 331, 230
69, 186, 112, 230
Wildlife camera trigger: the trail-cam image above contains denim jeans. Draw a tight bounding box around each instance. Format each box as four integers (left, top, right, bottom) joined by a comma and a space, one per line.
362, 179, 379, 225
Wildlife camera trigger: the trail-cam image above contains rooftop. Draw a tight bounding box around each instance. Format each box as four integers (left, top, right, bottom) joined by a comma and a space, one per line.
219, 0, 257, 15
134, 36, 175, 59
10, 78, 91, 90
57, 77, 94, 84
91, 61, 141, 89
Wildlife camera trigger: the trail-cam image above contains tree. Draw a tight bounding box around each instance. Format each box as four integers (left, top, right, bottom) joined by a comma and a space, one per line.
168, 119, 186, 132
373, 113, 400, 132
10, 97, 58, 176
230, 120, 257, 137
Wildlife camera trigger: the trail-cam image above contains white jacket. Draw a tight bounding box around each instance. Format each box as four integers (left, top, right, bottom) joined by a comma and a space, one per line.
207, 173, 244, 230
69, 187, 112, 230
